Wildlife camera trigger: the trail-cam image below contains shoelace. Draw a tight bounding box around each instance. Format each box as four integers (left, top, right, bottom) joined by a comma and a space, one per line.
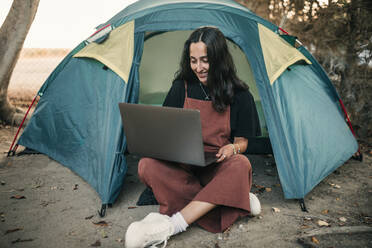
149, 238, 168, 248
146, 221, 172, 248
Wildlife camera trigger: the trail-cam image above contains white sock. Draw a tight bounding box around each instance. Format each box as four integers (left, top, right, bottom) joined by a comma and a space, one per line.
170, 212, 189, 235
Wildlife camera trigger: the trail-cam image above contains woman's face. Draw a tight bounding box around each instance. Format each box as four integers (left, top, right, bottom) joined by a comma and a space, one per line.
190, 41, 209, 85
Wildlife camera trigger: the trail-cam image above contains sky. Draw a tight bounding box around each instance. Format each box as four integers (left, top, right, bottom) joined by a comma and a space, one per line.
0, 0, 138, 48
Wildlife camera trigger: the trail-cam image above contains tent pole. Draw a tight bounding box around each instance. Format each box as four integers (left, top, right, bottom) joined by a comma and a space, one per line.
338, 99, 363, 161
7, 94, 39, 157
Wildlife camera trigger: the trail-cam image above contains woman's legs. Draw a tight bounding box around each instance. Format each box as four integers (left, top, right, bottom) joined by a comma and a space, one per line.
126, 155, 260, 247
180, 200, 216, 224
138, 158, 217, 225
138, 155, 256, 229
127, 158, 210, 248
138, 158, 204, 215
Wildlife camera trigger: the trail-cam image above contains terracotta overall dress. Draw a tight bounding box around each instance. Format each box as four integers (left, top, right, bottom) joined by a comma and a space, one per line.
138, 83, 253, 233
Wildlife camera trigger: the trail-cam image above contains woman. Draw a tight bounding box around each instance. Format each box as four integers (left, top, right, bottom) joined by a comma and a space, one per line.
125, 27, 262, 248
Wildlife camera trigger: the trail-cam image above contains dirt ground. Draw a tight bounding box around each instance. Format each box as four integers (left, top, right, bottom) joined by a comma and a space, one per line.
0, 125, 371, 248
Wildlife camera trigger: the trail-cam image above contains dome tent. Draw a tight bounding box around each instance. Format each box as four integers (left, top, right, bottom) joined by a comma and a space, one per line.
14, 0, 357, 214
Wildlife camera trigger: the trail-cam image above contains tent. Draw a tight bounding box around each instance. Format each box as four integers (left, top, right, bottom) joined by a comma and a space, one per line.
13, 0, 358, 214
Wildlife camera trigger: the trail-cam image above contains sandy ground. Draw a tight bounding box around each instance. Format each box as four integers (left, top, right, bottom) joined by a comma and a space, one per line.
0, 125, 371, 248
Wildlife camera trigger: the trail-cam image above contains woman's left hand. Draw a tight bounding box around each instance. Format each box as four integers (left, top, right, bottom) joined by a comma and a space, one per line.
216, 144, 234, 163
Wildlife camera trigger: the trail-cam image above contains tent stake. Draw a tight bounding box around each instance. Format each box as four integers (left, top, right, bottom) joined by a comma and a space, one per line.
299, 199, 308, 212
98, 204, 108, 217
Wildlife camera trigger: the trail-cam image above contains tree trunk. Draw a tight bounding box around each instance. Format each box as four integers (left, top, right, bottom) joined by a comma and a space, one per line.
0, 0, 40, 125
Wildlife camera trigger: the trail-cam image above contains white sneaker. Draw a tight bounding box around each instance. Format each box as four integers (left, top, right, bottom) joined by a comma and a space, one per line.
249, 193, 261, 216
125, 212, 174, 248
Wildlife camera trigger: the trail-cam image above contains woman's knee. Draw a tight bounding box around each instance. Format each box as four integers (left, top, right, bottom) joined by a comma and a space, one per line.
227, 154, 252, 172
239, 154, 252, 170
138, 157, 156, 183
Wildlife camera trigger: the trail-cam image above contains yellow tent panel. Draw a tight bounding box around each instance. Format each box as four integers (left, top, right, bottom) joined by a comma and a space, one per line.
74, 21, 134, 83
258, 24, 311, 85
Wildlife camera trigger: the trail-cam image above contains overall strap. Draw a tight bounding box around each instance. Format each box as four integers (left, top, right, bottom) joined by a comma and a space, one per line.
184, 81, 188, 98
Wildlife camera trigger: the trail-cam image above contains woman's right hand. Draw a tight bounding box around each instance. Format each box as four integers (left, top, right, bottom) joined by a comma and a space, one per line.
216, 144, 234, 163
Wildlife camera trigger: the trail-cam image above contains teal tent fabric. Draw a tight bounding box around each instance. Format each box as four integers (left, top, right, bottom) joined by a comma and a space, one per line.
19, 33, 144, 204
19, 58, 128, 203
17, 0, 357, 206
270, 65, 357, 198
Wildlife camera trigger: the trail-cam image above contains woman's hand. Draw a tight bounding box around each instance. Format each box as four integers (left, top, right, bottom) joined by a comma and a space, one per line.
216, 137, 248, 163
216, 144, 235, 162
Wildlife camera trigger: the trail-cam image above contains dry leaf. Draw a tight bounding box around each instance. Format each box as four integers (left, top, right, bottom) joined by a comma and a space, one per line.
0, 181, 5, 185
85, 215, 94, 220
223, 226, 231, 234
215, 243, 221, 248
128, 206, 137, 209
101, 230, 108, 238
265, 187, 272, 192
336, 197, 340, 201
333, 184, 341, 189
32, 178, 44, 188
272, 207, 280, 213
317, 220, 329, 226
274, 184, 281, 187
4, 227, 23, 235
90, 240, 101, 247
329, 183, 335, 187
11, 238, 34, 244
73, 184, 79, 190
253, 184, 265, 189
321, 209, 329, 214
116, 238, 123, 243
301, 225, 310, 229
93, 221, 109, 227
10, 195, 26, 199
311, 236, 320, 244
339, 217, 347, 222
304, 217, 312, 221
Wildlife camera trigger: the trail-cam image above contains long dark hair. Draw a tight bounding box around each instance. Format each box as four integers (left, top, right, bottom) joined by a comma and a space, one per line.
174, 26, 248, 112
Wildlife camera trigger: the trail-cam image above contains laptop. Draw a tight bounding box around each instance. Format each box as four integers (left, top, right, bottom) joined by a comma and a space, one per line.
118, 103, 218, 166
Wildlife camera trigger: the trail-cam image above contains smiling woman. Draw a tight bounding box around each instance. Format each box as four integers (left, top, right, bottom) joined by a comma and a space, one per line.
190, 42, 210, 84
174, 27, 250, 113
125, 26, 262, 248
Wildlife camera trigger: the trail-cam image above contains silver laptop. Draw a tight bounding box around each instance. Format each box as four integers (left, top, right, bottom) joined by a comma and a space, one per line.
118, 103, 218, 166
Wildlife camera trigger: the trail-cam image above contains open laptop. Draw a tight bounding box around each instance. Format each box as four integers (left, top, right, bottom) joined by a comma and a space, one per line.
118, 103, 218, 166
